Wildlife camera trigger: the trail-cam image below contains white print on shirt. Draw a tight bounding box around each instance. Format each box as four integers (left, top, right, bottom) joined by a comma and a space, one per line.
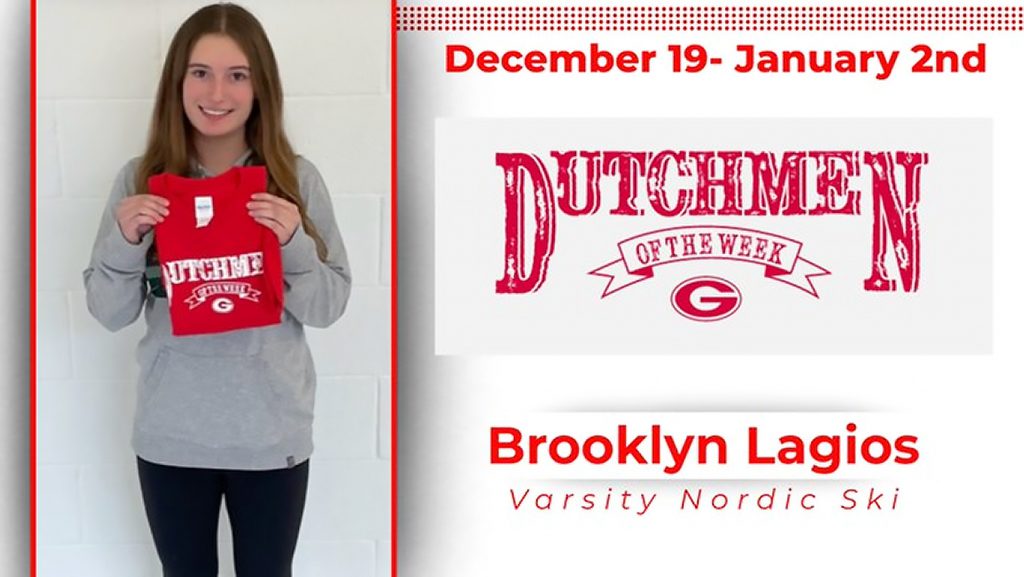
162, 251, 264, 284
161, 251, 265, 310
184, 282, 260, 310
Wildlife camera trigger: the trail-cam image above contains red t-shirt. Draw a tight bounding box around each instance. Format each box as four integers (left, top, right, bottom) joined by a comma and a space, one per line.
149, 166, 284, 336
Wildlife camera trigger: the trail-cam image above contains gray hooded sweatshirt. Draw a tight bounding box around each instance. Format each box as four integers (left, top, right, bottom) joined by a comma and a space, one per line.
83, 153, 351, 470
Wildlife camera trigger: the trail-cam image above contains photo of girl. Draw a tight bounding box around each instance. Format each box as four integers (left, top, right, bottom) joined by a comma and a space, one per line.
83, 4, 348, 575
37, 1, 390, 576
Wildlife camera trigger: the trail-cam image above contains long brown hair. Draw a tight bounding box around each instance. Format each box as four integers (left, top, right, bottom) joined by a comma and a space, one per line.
136, 3, 327, 261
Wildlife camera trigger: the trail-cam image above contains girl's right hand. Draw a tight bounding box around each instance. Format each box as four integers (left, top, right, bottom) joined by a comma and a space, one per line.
116, 195, 170, 245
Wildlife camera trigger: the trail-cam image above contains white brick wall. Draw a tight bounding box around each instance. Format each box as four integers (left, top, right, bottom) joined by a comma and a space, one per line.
36, 1, 391, 576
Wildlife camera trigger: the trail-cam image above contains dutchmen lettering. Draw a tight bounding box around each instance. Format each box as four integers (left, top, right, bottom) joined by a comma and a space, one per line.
494, 150, 927, 295
161, 251, 265, 286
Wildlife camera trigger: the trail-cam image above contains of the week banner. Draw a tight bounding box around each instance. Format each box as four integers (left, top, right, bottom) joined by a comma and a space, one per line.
397, 3, 1020, 576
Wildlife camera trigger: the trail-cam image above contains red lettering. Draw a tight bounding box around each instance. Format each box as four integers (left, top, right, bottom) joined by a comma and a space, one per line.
549, 435, 580, 464
807, 151, 860, 215
490, 427, 523, 463
689, 152, 744, 215
745, 151, 806, 216
477, 50, 499, 72
604, 152, 648, 216
863, 151, 926, 292
647, 151, 692, 216
893, 435, 920, 464
582, 436, 613, 464
494, 153, 556, 293
445, 44, 474, 72
617, 425, 648, 465
553, 150, 601, 216
860, 435, 893, 464
747, 427, 775, 464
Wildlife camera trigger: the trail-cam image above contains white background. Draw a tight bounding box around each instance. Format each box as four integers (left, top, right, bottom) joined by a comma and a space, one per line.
398, 1, 1023, 576
35, 1, 390, 576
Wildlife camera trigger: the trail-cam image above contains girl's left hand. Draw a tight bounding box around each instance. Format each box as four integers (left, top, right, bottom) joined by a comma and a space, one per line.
248, 193, 301, 245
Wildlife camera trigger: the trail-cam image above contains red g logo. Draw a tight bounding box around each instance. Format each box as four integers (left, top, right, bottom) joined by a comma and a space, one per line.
671, 276, 742, 322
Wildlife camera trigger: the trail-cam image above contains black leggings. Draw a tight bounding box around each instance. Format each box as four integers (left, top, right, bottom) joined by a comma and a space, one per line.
137, 457, 309, 577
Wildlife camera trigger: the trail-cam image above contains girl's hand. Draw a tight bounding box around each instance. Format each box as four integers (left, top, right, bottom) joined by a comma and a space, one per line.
248, 193, 301, 245
116, 194, 170, 245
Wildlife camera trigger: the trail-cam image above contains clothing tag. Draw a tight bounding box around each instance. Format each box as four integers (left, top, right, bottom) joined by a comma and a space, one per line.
194, 196, 213, 228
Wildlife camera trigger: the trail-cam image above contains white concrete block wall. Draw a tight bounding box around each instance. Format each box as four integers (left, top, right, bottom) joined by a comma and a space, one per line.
36, 1, 391, 576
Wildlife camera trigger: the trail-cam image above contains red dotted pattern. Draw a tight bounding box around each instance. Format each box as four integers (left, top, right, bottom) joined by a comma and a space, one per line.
395, 5, 1024, 32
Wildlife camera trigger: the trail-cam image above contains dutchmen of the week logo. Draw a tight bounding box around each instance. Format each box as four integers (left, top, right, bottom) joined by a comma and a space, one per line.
493, 150, 926, 321
161, 251, 265, 313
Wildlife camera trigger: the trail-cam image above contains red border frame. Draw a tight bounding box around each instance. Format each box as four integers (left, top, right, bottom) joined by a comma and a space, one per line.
29, 1, 399, 575
30, 0, 39, 574
390, 0, 399, 575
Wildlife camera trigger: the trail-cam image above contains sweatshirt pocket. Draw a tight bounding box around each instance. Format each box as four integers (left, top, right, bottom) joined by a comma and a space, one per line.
138, 347, 285, 450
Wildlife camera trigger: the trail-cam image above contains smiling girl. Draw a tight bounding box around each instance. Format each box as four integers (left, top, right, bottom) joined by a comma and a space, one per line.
83, 4, 351, 576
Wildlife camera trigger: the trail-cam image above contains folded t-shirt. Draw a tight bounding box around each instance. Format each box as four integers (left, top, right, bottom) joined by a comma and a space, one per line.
148, 166, 284, 336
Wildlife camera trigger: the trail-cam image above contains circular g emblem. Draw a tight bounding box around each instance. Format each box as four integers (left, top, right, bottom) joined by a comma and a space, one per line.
671, 276, 742, 322
211, 297, 235, 314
